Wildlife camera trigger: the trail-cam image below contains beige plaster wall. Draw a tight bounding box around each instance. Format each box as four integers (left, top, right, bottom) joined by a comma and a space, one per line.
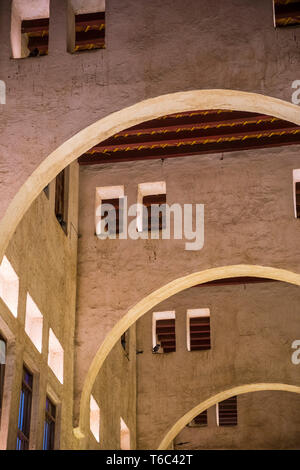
0, 162, 79, 449
135, 281, 300, 449
1, 0, 300, 243
174, 390, 300, 450
87, 324, 136, 450
75, 145, 300, 424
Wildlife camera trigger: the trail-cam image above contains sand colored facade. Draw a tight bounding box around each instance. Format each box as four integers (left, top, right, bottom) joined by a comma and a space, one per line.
0, 0, 300, 450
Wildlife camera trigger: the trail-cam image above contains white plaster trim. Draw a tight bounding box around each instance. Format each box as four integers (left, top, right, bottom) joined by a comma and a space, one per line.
293, 169, 300, 218
186, 308, 210, 352
90, 395, 100, 443
137, 182, 166, 232
95, 186, 124, 236
152, 310, 175, 349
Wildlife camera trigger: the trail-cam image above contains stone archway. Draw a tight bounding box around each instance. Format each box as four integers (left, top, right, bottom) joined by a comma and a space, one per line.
1, 88, 300, 443
1, 89, 300, 263
157, 383, 300, 449
75, 264, 300, 442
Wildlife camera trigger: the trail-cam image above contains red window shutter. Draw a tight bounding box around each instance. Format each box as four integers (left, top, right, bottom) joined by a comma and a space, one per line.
192, 410, 208, 426
274, 1, 300, 28
156, 318, 176, 353
101, 197, 123, 235
75, 12, 105, 52
143, 194, 166, 231
296, 182, 300, 218
218, 396, 238, 426
21, 18, 49, 56
189, 316, 211, 351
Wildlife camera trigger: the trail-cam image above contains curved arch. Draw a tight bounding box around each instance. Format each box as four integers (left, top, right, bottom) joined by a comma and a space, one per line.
2, 89, 300, 262
1, 89, 300, 441
74, 264, 300, 440
158, 383, 300, 449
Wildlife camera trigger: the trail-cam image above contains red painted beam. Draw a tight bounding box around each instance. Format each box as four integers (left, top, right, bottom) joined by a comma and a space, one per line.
88, 126, 300, 153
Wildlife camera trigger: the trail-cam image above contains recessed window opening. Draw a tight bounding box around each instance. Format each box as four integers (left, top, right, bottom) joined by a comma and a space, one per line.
0, 334, 6, 424
273, 0, 300, 28
95, 186, 124, 237
188, 410, 208, 427
216, 396, 238, 427
48, 329, 64, 384
120, 417, 130, 450
187, 308, 211, 351
137, 182, 166, 232
16, 366, 33, 450
55, 168, 69, 234
121, 329, 129, 358
152, 311, 176, 354
43, 396, 56, 450
0, 256, 19, 318
11, 1, 50, 59
25, 294, 43, 353
293, 169, 300, 218
90, 395, 100, 443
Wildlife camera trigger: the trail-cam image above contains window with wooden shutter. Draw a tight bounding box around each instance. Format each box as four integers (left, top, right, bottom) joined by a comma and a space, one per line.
155, 318, 176, 353
188, 410, 208, 427
142, 193, 166, 232
74, 12, 105, 52
121, 329, 129, 357
101, 197, 124, 235
21, 18, 49, 57
55, 168, 69, 234
43, 396, 56, 450
293, 170, 300, 218
0, 334, 6, 424
217, 396, 238, 427
296, 182, 300, 218
273, 1, 300, 28
16, 366, 33, 450
187, 309, 211, 351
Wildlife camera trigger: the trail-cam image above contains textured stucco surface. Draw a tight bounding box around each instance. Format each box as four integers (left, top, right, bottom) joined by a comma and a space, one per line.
0, 163, 78, 449
173, 391, 300, 450
76, 144, 300, 425
88, 324, 136, 450
135, 281, 300, 449
1, 0, 300, 250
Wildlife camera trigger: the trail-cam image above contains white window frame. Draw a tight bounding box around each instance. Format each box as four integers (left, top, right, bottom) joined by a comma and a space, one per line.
152, 310, 175, 350
95, 186, 124, 236
186, 308, 210, 351
137, 181, 166, 232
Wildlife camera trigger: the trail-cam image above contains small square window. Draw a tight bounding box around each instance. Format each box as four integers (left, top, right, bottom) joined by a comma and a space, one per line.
217, 396, 238, 427
48, 329, 64, 384
187, 309, 211, 351
152, 311, 176, 354
120, 418, 130, 450
43, 396, 56, 450
0, 256, 19, 317
74, 12, 105, 52
95, 186, 124, 238
25, 294, 43, 353
273, 1, 300, 28
188, 410, 208, 427
90, 395, 100, 443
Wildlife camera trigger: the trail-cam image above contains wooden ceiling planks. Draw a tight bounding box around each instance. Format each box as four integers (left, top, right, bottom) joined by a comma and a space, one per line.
78, 110, 300, 165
